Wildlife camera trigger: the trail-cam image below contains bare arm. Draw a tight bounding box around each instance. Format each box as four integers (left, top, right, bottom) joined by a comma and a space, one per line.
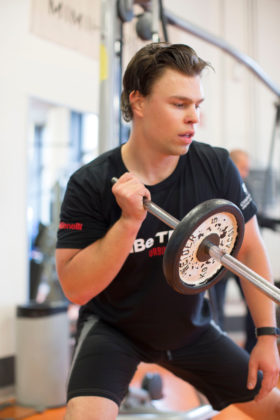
238, 216, 276, 328
56, 173, 150, 305
237, 215, 280, 400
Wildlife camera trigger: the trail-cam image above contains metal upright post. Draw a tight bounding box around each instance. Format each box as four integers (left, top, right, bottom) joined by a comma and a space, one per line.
151, 0, 160, 42
98, 0, 123, 154
261, 101, 280, 212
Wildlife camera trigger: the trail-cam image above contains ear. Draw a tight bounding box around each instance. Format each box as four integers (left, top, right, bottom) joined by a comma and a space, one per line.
129, 90, 145, 118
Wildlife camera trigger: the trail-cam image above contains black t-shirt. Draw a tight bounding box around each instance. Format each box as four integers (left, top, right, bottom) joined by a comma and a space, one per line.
57, 141, 257, 350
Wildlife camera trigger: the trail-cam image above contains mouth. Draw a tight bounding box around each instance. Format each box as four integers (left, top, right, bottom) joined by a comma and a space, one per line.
178, 131, 194, 143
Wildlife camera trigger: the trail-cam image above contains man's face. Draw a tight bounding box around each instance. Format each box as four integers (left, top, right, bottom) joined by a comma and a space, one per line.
137, 68, 204, 156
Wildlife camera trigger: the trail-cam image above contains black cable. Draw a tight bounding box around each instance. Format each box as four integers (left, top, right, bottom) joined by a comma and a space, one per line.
118, 21, 124, 145
159, 0, 169, 42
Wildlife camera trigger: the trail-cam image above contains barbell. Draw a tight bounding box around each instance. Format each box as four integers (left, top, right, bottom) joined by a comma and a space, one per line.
111, 177, 280, 304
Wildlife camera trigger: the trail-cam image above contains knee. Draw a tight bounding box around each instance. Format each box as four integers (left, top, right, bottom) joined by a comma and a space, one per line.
65, 396, 119, 420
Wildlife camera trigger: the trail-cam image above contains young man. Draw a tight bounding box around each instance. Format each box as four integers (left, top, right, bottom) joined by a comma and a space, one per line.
56, 43, 280, 419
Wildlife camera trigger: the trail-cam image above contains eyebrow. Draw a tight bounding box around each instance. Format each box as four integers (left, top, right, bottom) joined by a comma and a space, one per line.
170, 96, 205, 104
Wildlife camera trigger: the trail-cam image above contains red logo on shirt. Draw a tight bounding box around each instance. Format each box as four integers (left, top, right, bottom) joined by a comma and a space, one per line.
59, 222, 83, 231
149, 246, 166, 257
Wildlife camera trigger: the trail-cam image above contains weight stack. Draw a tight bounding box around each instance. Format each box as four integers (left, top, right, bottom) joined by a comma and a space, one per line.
15, 301, 70, 409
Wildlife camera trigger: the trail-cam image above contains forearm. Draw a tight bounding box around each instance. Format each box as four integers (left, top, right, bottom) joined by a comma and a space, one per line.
236, 217, 280, 400
56, 216, 141, 305
238, 241, 277, 328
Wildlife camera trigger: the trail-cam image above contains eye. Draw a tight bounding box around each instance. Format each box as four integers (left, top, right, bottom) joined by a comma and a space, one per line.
195, 103, 201, 110
174, 103, 185, 108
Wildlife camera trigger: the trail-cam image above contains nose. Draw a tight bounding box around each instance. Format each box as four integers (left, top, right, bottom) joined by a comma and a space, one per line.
184, 104, 200, 124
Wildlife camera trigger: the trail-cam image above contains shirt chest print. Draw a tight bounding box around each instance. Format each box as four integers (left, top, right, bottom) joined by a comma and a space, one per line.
130, 229, 174, 256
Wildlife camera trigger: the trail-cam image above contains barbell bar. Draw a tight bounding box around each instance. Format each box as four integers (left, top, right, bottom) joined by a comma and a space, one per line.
111, 177, 280, 304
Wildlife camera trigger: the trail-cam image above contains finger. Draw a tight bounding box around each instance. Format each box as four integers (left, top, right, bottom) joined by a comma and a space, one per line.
118, 174, 151, 202
112, 174, 150, 221
115, 173, 144, 194
247, 362, 258, 390
254, 372, 275, 402
254, 383, 271, 402
112, 174, 139, 196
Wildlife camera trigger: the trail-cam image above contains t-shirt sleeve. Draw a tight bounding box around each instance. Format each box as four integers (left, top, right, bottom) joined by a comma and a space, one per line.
222, 154, 257, 223
56, 172, 109, 249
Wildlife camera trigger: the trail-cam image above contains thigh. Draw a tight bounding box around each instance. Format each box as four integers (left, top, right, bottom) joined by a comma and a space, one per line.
160, 323, 262, 411
67, 319, 142, 406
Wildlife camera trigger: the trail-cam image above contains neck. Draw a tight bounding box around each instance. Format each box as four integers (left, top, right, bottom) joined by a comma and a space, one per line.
121, 136, 180, 186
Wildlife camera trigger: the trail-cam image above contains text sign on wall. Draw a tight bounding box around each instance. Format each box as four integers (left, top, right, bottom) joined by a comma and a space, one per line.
30, 0, 100, 59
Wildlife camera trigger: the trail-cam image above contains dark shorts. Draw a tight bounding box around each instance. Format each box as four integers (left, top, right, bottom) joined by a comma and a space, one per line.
67, 319, 262, 411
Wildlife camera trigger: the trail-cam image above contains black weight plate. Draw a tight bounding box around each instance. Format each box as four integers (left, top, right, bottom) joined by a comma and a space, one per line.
163, 199, 244, 295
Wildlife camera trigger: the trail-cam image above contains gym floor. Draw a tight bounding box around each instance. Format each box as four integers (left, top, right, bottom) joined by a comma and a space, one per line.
1, 360, 280, 420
